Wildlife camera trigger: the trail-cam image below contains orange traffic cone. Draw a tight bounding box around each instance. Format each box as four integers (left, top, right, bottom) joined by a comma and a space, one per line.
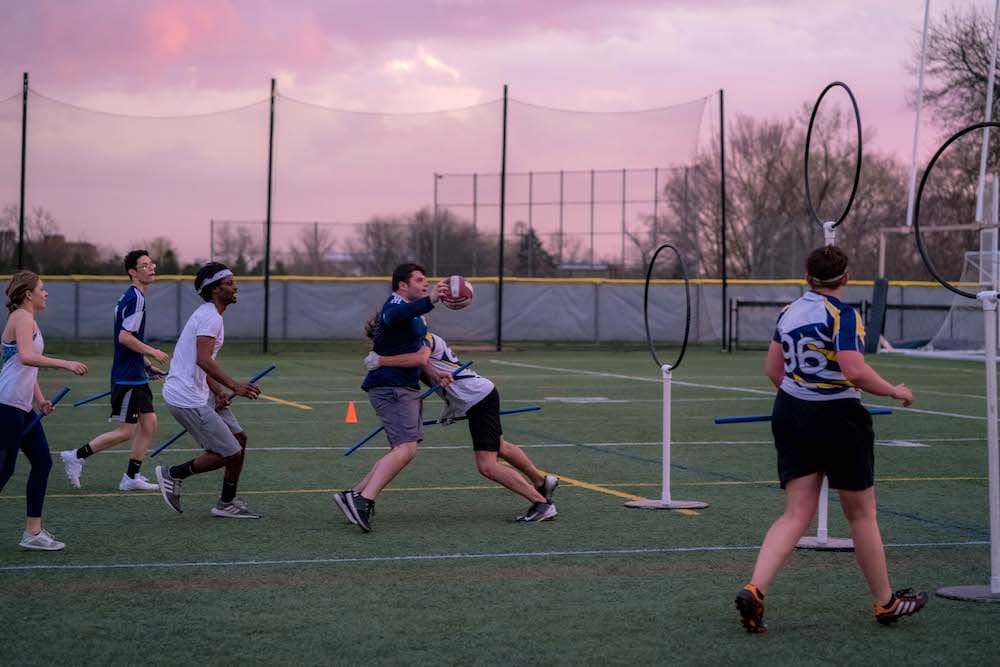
344, 401, 358, 424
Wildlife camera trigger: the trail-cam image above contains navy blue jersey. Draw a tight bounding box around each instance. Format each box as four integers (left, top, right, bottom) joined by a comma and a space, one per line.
361, 294, 434, 390
112, 285, 148, 385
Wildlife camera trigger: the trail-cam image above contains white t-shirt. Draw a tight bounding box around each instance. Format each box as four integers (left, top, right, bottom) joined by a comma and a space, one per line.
163, 303, 225, 408
426, 333, 494, 417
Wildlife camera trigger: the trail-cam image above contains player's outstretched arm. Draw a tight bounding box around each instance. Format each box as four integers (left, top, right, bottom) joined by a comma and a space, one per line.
838, 351, 913, 406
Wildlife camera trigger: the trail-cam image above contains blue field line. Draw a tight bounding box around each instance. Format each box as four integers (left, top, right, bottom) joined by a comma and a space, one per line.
508, 425, 992, 540
0, 540, 987, 573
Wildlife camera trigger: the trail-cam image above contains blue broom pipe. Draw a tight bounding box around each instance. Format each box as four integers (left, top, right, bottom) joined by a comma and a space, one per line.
344, 360, 473, 457
422, 405, 541, 426
715, 406, 892, 425
22, 387, 71, 436
151, 365, 276, 458
73, 390, 111, 407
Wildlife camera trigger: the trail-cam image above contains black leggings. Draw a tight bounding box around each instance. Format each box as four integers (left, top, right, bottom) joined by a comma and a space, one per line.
0, 403, 52, 518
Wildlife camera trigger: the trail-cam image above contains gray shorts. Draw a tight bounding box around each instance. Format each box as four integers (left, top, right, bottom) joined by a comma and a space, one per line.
368, 386, 423, 447
166, 397, 244, 457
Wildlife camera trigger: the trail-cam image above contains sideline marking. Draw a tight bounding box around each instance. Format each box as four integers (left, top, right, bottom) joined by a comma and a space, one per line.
258, 394, 313, 410
6, 475, 986, 501
490, 360, 992, 422
0, 540, 986, 573
36, 436, 984, 457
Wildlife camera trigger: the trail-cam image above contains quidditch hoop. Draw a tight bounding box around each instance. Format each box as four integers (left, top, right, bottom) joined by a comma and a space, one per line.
643, 243, 691, 371
804, 81, 863, 229
914, 121, 1000, 300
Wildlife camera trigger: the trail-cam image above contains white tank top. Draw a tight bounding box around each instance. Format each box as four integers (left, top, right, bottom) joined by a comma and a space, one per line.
0, 327, 43, 412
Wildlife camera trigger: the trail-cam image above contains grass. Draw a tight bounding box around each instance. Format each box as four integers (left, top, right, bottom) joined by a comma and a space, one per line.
1, 342, 998, 664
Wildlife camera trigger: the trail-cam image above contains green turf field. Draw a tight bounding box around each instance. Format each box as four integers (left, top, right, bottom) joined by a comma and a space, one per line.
2, 342, 998, 664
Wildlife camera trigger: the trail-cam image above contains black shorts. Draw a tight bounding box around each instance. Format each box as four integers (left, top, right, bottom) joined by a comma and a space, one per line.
466, 388, 502, 452
771, 390, 875, 491
109, 383, 154, 424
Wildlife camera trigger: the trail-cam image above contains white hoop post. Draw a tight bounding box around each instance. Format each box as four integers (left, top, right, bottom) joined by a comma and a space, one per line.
975, 0, 1000, 223
796, 219, 856, 549
938, 292, 1000, 602
625, 364, 707, 510
823, 221, 837, 246
797, 476, 855, 550
906, 0, 932, 228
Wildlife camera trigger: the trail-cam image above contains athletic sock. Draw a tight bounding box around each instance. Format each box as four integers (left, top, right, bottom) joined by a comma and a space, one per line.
126, 459, 142, 479
75, 444, 94, 460
169, 461, 197, 480
221, 480, 238, 503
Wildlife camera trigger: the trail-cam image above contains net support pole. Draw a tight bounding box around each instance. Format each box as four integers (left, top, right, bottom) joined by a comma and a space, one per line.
18, 72, 28, 270
262, 77, 276, 354
432, 172, 439, 276
625, 364, 707, 510
496, 84, 508, 352
938, 291, 1000, 601
719, 89, 728, 351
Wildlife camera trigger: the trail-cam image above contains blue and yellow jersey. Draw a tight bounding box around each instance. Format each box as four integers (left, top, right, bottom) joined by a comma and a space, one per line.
772, 291, 865, 401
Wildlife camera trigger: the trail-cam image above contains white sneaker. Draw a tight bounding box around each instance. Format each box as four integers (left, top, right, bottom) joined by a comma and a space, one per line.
59, 450, 84, 489
118, 473, 158, 491
19, 529, 66, 551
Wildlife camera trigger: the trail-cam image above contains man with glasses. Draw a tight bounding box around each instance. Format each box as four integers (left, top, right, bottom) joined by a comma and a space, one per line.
60, 250, 170, 490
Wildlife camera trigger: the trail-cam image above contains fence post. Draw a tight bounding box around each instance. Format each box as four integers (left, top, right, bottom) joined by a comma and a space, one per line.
497, 85, 508, 351
263, 77, 276, 353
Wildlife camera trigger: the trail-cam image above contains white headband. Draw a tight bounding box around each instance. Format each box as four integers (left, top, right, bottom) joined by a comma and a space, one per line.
198, 269, 233, 291
810, 272, 845, 284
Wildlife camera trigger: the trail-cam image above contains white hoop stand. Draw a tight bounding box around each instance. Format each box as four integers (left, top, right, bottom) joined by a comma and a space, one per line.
625, 364, 708, 510
937, 289, 1000, 602
798, 221, 856, 550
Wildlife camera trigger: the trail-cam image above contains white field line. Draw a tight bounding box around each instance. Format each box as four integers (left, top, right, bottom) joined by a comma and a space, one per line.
90, 437, 983, 455
0, 541, 986, 573
490, 360, 993, 422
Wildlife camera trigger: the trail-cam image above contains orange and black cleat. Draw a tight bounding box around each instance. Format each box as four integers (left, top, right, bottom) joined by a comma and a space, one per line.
735, 583, 767, 633
874, 588, 928, 625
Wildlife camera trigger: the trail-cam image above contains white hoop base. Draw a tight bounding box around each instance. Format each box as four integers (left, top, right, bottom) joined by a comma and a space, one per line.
936, 585, 1000, 603
795, 536, 854, 551
624, 499, 708, 510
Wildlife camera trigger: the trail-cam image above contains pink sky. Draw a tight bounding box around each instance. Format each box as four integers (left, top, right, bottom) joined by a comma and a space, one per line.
0, 0, 991, 263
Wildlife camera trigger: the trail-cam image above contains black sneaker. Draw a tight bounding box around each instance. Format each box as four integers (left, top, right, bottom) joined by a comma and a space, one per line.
346, 492, 374, 532
537, 475, 559, 502
333, 490, 357, 525
516, 501, 557, 523
735, 584, 766, 633
874, 589, 928, 625
154, 465, 183, 514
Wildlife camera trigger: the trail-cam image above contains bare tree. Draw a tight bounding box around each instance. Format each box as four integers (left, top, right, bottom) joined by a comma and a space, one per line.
287, 223, 340, 275
214, 222, 263, 272
909, 5, 1000, 134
